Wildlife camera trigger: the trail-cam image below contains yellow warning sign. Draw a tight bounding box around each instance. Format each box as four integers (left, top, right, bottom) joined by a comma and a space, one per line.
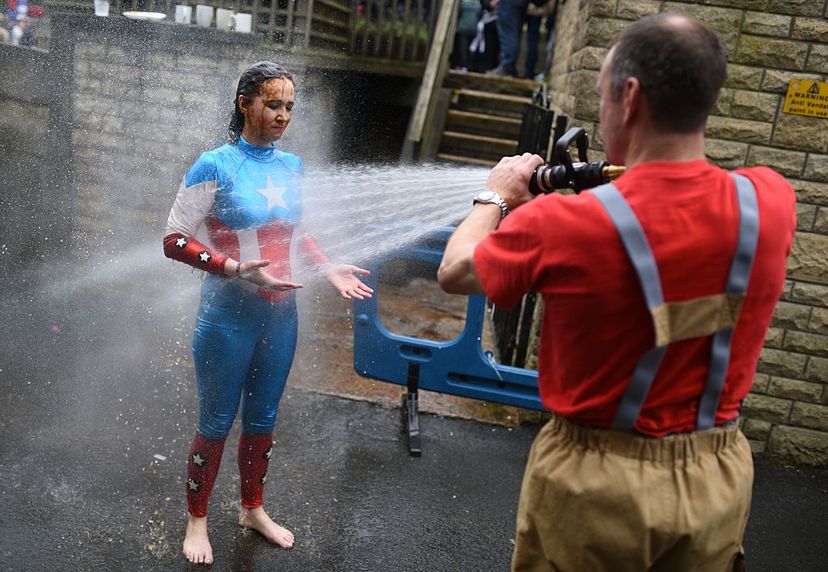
783, 79, 828, 119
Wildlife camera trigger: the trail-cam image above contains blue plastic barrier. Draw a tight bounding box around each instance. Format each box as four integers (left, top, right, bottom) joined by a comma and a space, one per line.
352, 226, 542, 455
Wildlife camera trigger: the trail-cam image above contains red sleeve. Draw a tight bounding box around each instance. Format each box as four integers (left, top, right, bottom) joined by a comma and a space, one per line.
163, 232, 229, 275
473, 203, 543, 309
298, 232, 330, 266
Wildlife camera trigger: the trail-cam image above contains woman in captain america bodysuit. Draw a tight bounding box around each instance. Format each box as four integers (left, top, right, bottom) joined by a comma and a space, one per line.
163, 61, 373, 565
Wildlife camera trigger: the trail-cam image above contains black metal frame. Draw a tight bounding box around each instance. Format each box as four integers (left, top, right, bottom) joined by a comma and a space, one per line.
490, 98, 565, 368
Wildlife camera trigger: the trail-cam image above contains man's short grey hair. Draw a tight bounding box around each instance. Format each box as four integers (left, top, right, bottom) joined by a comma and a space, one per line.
608, 13, 727, 133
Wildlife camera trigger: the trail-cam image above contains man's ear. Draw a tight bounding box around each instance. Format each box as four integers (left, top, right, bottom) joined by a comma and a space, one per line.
238, 95, 249, 113
621, 77, 642, 127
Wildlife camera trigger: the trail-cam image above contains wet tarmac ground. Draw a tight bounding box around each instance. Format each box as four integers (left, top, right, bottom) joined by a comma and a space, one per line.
1, 264, 827, 571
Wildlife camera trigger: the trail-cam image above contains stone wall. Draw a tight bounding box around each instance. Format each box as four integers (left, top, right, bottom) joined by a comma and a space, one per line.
0, 95, 51, 269
549, 0, 828, 465
0, 46, 52, 272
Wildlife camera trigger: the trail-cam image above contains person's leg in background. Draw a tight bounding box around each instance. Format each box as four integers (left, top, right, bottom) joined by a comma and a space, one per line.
524, 13, 541, 79
491, 0, 529, 76
483, 15, 501, 71
452, 32, 473, 71
459, 34, 474, 71
470, 9, 500, 73
535, 12, 555, 81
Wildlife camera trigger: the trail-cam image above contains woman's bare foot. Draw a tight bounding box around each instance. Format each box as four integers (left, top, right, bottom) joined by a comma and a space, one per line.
183, 514, 213, 564
239, 506, 294, 549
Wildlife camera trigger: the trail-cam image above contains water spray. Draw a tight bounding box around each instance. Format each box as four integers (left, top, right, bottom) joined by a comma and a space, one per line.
529, 127, 625, 195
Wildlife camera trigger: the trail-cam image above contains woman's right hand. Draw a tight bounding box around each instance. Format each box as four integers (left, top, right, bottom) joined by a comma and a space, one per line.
236, 260, 303, 291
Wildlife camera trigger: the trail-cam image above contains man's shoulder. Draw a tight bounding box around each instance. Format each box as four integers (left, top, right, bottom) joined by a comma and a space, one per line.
733, 165, 792, 191
726, 166, 796, 249
733, 166, 796, 216
523, 189, 604, 221
534, 188, 603, 208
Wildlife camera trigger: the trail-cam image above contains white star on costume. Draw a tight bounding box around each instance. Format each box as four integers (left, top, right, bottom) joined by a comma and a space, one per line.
256, 176, 289, 212
198, 251, 211, 263
188, 479, 201, 492
192, 453, 206, 467
176, 237, 188, 248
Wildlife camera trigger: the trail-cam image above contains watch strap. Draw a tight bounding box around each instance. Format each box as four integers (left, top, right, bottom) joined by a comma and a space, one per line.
473, 191, 509, 219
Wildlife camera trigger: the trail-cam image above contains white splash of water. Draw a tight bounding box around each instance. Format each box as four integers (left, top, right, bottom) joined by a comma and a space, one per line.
38, 163, 491, 300
301, 163, 490, 267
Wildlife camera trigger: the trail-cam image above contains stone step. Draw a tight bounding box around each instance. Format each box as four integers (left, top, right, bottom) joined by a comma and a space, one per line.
436, 153, 498, 167
444, 109, 522, 139
445, 70, 541, 98
452, 89, 531, 119
439, 130, 517, 163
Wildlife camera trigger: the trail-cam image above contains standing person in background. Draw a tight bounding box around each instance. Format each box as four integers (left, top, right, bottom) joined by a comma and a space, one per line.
163, 61, 373, 565
487, 0, 528, 76
533, 0, 557, 81
4, 0, 42, 47
522, 0, 545, 79
8, 13, 25, 46
5, 0, 25, 45
439, 13, 796, 571
470, 0, 499, 73
451, 0, 482, 71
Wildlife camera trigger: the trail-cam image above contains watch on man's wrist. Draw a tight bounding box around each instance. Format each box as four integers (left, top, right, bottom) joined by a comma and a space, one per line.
473, 190, 509, 219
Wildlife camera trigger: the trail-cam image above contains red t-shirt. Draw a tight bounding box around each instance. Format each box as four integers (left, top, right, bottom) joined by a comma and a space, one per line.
474, 161, 796, 436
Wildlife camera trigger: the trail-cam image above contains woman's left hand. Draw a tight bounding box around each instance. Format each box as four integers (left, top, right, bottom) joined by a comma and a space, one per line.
325, 264, 374, 300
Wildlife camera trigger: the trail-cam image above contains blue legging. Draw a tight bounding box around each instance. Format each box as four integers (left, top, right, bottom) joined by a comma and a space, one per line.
192, 277, 298, 440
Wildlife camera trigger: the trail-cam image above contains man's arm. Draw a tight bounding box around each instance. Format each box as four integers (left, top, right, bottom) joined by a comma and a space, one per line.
437, 204, 502, 294
438, 153, 544, 295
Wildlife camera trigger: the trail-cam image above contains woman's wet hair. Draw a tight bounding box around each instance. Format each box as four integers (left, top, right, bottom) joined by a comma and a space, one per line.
608, 13, 726, 134
229, 61, 294, 143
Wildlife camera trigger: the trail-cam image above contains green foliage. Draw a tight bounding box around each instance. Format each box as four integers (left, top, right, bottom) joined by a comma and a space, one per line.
353, 15, 429, 43
353, 16, 377, 35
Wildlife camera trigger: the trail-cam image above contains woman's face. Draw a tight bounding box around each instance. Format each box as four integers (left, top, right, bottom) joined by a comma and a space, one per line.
239, 77, 295, 146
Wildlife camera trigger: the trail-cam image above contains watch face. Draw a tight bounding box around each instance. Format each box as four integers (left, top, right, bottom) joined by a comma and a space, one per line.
476, 191, 496, 201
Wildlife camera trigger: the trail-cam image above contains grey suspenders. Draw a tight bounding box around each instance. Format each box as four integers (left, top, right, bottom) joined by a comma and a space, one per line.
591, 174, 760, 432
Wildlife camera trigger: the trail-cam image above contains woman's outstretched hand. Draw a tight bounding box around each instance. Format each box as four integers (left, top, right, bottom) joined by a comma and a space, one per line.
325, 264, 373, 300
238, 260, 303, 291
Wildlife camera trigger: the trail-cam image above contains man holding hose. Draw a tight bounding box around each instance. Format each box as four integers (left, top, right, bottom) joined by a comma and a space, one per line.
438, 13, 796, 571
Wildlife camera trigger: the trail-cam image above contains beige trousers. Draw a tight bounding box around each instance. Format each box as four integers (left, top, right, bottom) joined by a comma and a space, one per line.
512, 416, 753, 572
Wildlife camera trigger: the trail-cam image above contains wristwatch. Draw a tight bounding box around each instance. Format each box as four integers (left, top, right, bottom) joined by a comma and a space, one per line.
473, 190, 509, 219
